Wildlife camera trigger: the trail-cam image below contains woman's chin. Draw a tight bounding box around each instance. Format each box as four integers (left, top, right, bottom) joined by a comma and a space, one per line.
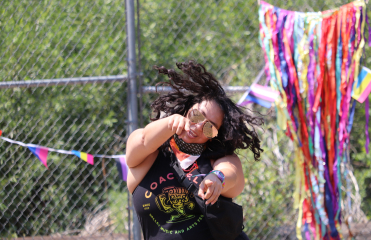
182, 137, 194, 144
179, 135, 192, 143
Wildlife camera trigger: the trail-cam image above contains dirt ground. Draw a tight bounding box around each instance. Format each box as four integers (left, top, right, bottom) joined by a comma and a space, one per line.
341, 222, 371, 240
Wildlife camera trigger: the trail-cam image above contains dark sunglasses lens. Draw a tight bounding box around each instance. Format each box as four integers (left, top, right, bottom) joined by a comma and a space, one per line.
203, 122, 218, 139
189, 109, 205, 123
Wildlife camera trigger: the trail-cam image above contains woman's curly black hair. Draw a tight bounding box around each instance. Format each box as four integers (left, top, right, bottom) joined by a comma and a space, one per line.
151, 60, 264, 161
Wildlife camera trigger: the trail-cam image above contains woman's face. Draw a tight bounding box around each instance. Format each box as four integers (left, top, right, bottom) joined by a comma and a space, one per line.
178, 99, 224, 144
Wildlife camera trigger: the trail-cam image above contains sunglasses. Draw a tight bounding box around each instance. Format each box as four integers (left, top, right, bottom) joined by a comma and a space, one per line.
188, 109, 218, 139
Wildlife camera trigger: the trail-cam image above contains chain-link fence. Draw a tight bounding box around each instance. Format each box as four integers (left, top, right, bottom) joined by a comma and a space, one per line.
0, 0, 131, 238
1, 0, 370, 239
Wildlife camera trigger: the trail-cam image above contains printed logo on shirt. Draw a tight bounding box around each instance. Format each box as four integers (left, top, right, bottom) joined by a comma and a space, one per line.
155, 186, 196, 223
149, 213, 204, 235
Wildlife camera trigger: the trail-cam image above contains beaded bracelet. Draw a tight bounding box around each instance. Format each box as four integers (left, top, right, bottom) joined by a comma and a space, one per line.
209, 170, 226, 188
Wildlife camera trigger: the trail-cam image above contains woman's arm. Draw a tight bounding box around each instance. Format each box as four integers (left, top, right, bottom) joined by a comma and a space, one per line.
126, 114, 191, 168
126, 114, 192, 193
198, 154, 244, 204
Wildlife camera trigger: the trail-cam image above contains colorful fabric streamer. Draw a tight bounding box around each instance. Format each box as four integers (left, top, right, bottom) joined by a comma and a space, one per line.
238, 84, 279, 108
71, 150, 94, 165
366, 97, 370, 154
259, 1, 369, 239
352, 66, 371, 103
115, 156, 129, 181
28, 147, 49, 169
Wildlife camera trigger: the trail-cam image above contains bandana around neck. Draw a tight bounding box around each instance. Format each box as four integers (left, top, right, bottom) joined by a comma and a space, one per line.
170, 135, 205, 170
173, 134, 205, 155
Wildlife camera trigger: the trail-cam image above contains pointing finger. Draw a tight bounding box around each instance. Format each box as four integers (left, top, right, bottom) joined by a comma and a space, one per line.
198, 180, 206, 200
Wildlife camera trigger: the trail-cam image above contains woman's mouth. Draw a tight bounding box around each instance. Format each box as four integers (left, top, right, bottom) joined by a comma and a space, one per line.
187, 130, 197, 138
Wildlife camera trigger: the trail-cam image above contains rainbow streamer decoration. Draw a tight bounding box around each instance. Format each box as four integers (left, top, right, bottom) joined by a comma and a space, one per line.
238, 84, 279, 108
352, 66, 371, 103
72, 150, 94, 165
115, 156, 129, 181
28, 147, 49, 168
259, 1, 369, 239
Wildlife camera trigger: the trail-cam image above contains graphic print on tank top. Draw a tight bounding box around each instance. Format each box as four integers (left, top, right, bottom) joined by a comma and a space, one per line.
133, 151, 213, 240
155, 186, 196, 223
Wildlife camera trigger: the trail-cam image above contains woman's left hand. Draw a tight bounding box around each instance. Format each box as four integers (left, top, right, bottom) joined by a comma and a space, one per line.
198, 173, 223, 205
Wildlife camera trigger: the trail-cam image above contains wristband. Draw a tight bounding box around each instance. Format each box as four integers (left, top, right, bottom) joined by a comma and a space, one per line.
209, 170, 225, 188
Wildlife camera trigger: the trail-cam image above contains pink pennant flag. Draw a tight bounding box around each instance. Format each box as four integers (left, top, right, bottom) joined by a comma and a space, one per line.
28, 147, 49, 169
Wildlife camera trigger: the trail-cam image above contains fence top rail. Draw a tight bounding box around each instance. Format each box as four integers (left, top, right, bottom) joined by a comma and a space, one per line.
142, 86, 250, 93
0, 75, 129, 89
0, 76, 252, 93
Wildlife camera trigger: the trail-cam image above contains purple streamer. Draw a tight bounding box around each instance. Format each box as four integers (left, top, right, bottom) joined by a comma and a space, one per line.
277, 10, 288, 87
119, 157, 128, 181
308, 33, 316, 155
319, 120, 338, 235
366, 97, 370, 153
333, 142, 340, 220
272, 7, 282, 73
304, 223, 310, 240
325, 182, 339, 237
366, 13, 371, 47
347, 100, 357, 134
358, 7, 362, 44
333, 139, 340, 221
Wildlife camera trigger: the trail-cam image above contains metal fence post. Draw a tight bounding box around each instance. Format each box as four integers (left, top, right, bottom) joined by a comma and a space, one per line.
126, 0, 141, 239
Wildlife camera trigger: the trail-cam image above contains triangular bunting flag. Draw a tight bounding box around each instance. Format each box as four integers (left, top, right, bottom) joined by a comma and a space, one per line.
0, 130, 2, 136
115, 156, 128, 181
28, 146, 49, 169
352, 66, 371, 103
238, 84, 279, 108
71, 150, 94, 165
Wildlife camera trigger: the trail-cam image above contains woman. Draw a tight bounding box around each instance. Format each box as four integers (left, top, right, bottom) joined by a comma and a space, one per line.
126, 61, 263, 240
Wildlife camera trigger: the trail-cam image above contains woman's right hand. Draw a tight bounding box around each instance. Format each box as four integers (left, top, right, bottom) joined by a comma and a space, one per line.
167, 114, 191, 135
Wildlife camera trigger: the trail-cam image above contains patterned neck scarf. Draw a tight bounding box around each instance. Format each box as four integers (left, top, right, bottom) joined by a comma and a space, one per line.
173, 134, 205, 155
170, 135, 206, 170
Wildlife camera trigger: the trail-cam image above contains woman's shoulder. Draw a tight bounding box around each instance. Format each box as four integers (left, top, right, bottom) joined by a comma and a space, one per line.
127, 128, 144, 144
211, 154, 240, 167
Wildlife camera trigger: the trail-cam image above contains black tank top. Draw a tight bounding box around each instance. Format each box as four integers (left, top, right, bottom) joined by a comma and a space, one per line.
132, 150, 214, 240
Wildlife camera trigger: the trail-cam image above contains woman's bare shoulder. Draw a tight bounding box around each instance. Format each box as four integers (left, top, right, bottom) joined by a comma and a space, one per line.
211, 154, 240, 167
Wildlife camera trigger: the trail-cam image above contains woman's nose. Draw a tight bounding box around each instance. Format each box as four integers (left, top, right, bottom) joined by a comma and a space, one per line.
193, 120, 206, 132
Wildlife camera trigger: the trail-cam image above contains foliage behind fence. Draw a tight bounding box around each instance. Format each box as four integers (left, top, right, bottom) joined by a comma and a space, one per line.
1, 0, 370, 239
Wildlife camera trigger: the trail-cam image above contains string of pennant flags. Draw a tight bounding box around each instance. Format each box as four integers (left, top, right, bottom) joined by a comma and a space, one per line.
0, 130, 128, 181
